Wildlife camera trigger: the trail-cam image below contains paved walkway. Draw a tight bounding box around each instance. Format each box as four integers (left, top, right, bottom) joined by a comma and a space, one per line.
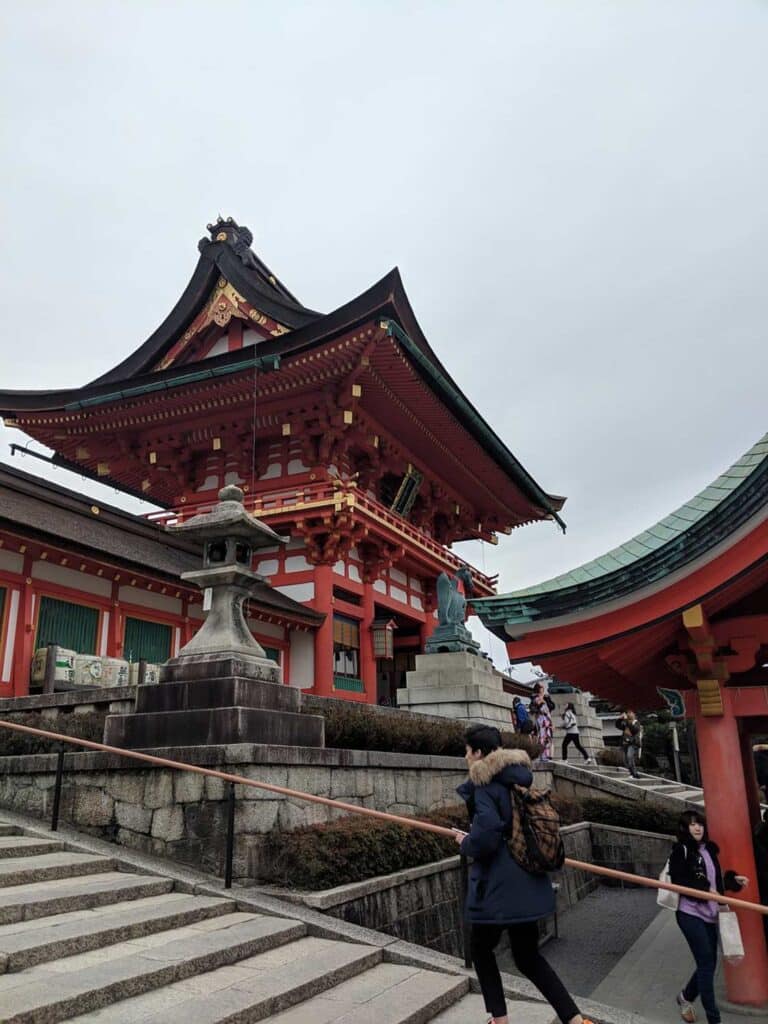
498, 887, 660, 997
592, 909, 768, 1024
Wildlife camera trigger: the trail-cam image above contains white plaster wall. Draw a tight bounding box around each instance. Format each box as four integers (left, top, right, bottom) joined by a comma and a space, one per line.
99, 613, 110, 656
0, 550, 24, 574
289, 630, 314, 688
117, 587, 182, 615
285, 555, 311, 573
1, 590, 19, 681
256, 559, 280, 576
248, 619, 284, 640
275, 582, 315, 602
390, 585, 408, 604
32, 562, 112, 598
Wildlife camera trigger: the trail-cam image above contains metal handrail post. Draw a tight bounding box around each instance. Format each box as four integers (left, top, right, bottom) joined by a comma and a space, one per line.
50, 747, 65, 832
459, 853, 472, 969
224, 781, 236, 889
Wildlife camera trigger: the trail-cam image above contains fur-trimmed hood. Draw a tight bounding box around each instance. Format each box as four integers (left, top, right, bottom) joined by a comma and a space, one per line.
468, 747, 532, 787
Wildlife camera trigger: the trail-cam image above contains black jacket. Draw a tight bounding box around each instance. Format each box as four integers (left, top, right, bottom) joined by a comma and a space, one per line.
668, 838, 741, 896
457, 748, 556, 925
616, 716, 641, 747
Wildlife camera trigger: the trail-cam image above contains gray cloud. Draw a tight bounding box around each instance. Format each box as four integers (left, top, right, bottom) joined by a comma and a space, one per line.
2, 1, 766, 668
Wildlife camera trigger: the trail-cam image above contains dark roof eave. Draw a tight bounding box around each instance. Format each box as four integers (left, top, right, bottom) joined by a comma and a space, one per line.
379, 319, 566, 530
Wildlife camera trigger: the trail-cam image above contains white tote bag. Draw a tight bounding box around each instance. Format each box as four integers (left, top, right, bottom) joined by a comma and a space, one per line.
718, 909, 745, 963
656, 859, 680, 911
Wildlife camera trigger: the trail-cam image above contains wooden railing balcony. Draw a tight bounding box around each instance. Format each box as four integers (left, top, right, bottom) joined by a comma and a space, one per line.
145, 481, 497, 595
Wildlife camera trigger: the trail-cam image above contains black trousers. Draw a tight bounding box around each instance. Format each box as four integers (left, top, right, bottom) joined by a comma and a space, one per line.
470, 922, 580, 1022
562, 734, 589, 761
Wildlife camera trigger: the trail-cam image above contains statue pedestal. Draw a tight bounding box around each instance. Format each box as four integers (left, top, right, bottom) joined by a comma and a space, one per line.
397, 652, 516, 729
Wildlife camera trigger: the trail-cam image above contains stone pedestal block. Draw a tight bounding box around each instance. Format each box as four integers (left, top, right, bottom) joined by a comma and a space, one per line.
104, 666, 323, 750
398, 652, 515, 729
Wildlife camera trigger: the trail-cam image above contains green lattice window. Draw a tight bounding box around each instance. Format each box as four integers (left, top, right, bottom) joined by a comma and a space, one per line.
263, 646, 281, 665
333, 675, 365, 693
36, 596, 98, 654
123, 617, 172, 664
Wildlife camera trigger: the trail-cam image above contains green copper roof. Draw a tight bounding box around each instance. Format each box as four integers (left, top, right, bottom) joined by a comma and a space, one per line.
474, 432, 768, 634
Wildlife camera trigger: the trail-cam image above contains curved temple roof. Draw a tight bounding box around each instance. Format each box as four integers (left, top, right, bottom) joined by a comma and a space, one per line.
0, 216, 565, 530
474, 432, 768, 637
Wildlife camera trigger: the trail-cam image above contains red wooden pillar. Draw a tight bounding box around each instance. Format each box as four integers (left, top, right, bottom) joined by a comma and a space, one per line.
360, 583, 376, 704
739, 724, 763, 830
107, 582, 121, 658
419, 610, 437, 652
13, 556, 34, 697
312, 564, 334, 696
695, 688, 768, 1006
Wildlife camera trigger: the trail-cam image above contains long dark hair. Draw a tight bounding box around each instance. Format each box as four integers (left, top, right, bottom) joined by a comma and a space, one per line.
677, 810, 718, 853
565, 702, 576, 713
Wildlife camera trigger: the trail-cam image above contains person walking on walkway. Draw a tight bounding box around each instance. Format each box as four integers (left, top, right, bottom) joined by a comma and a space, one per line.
531, 684, 554, 761
561, 702, 594, 764
670, 810, 749, 1024
616, 709, 641, 778
455, 725, 595, 1024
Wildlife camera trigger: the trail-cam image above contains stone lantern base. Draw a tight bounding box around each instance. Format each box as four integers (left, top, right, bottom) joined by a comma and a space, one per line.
104, 661, 325, 750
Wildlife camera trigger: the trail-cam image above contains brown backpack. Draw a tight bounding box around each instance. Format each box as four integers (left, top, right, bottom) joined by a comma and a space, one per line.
506, 785, 565, 875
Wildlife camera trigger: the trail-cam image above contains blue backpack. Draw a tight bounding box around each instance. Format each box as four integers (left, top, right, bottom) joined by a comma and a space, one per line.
515, 703, 535, 735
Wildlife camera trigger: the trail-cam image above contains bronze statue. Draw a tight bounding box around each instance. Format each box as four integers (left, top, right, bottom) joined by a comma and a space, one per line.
436, 567, 474, 626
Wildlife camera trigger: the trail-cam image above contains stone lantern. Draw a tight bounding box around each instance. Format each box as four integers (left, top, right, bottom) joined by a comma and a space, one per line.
103, 483, 325, 749
161, 484, 284, 683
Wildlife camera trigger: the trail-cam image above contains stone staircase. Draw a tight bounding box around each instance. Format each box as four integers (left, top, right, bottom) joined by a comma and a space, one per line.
0, 813, 633, 1024
553, 760, 708, 812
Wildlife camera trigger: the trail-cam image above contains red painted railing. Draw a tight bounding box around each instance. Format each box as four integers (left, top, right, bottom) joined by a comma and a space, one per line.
146, 482, 497, 594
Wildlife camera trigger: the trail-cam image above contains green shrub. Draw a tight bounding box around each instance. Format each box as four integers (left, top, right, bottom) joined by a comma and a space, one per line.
310, 702, 541, 759
596, 747, 624, 767
580, 796, 677, 835
0, 712, 106, 757
261, 804, 469, 889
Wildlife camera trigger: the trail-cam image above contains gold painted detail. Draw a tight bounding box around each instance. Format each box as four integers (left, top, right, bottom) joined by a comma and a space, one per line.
697, 678, 724, 717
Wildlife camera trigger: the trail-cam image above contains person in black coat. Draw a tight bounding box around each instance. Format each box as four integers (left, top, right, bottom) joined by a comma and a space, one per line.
454, 725, 594, 1024
668, 810, 748, 1024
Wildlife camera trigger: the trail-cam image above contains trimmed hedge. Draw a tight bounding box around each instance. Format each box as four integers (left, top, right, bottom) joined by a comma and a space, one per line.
260, 804, 469, 890
0, 712, 106, 757
312, 701, 542, 759
260, 792, 678, 890
579, 796, 677, 836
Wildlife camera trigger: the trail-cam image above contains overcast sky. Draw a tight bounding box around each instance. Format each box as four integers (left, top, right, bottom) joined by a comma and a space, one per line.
1, 2, 767, 665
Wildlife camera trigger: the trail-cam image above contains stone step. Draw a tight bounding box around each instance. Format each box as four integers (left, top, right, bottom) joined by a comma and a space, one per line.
0, 853, 115, 889
0, 872, 174, 926
0, 912, 306, 1023
431, 991, 556, 1023
0, 837, 66, 860
0, 826, 23, 838
0, 892, 235, 973
264, 960, 469, 1024
65, 935, 384, 1023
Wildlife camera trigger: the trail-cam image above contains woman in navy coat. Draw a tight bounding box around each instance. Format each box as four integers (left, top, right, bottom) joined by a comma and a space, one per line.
456, 725, 594, 1024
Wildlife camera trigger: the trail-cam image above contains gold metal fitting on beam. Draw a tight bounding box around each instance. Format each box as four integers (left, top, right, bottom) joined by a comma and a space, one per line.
697, 678, 724, 717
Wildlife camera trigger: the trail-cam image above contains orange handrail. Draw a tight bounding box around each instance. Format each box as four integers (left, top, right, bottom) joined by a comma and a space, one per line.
0, 717, 766, 916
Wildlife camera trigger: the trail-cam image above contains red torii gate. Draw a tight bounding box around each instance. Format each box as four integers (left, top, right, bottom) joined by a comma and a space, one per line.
475, 433, 768, 1009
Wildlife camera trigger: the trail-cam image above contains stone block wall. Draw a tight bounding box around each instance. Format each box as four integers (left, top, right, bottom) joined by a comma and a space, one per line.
590, 823, 672, 884
0, 746, 557, 884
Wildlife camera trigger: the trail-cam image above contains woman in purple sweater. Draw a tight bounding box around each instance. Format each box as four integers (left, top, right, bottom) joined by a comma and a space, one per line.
669, 811, 749, 1024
